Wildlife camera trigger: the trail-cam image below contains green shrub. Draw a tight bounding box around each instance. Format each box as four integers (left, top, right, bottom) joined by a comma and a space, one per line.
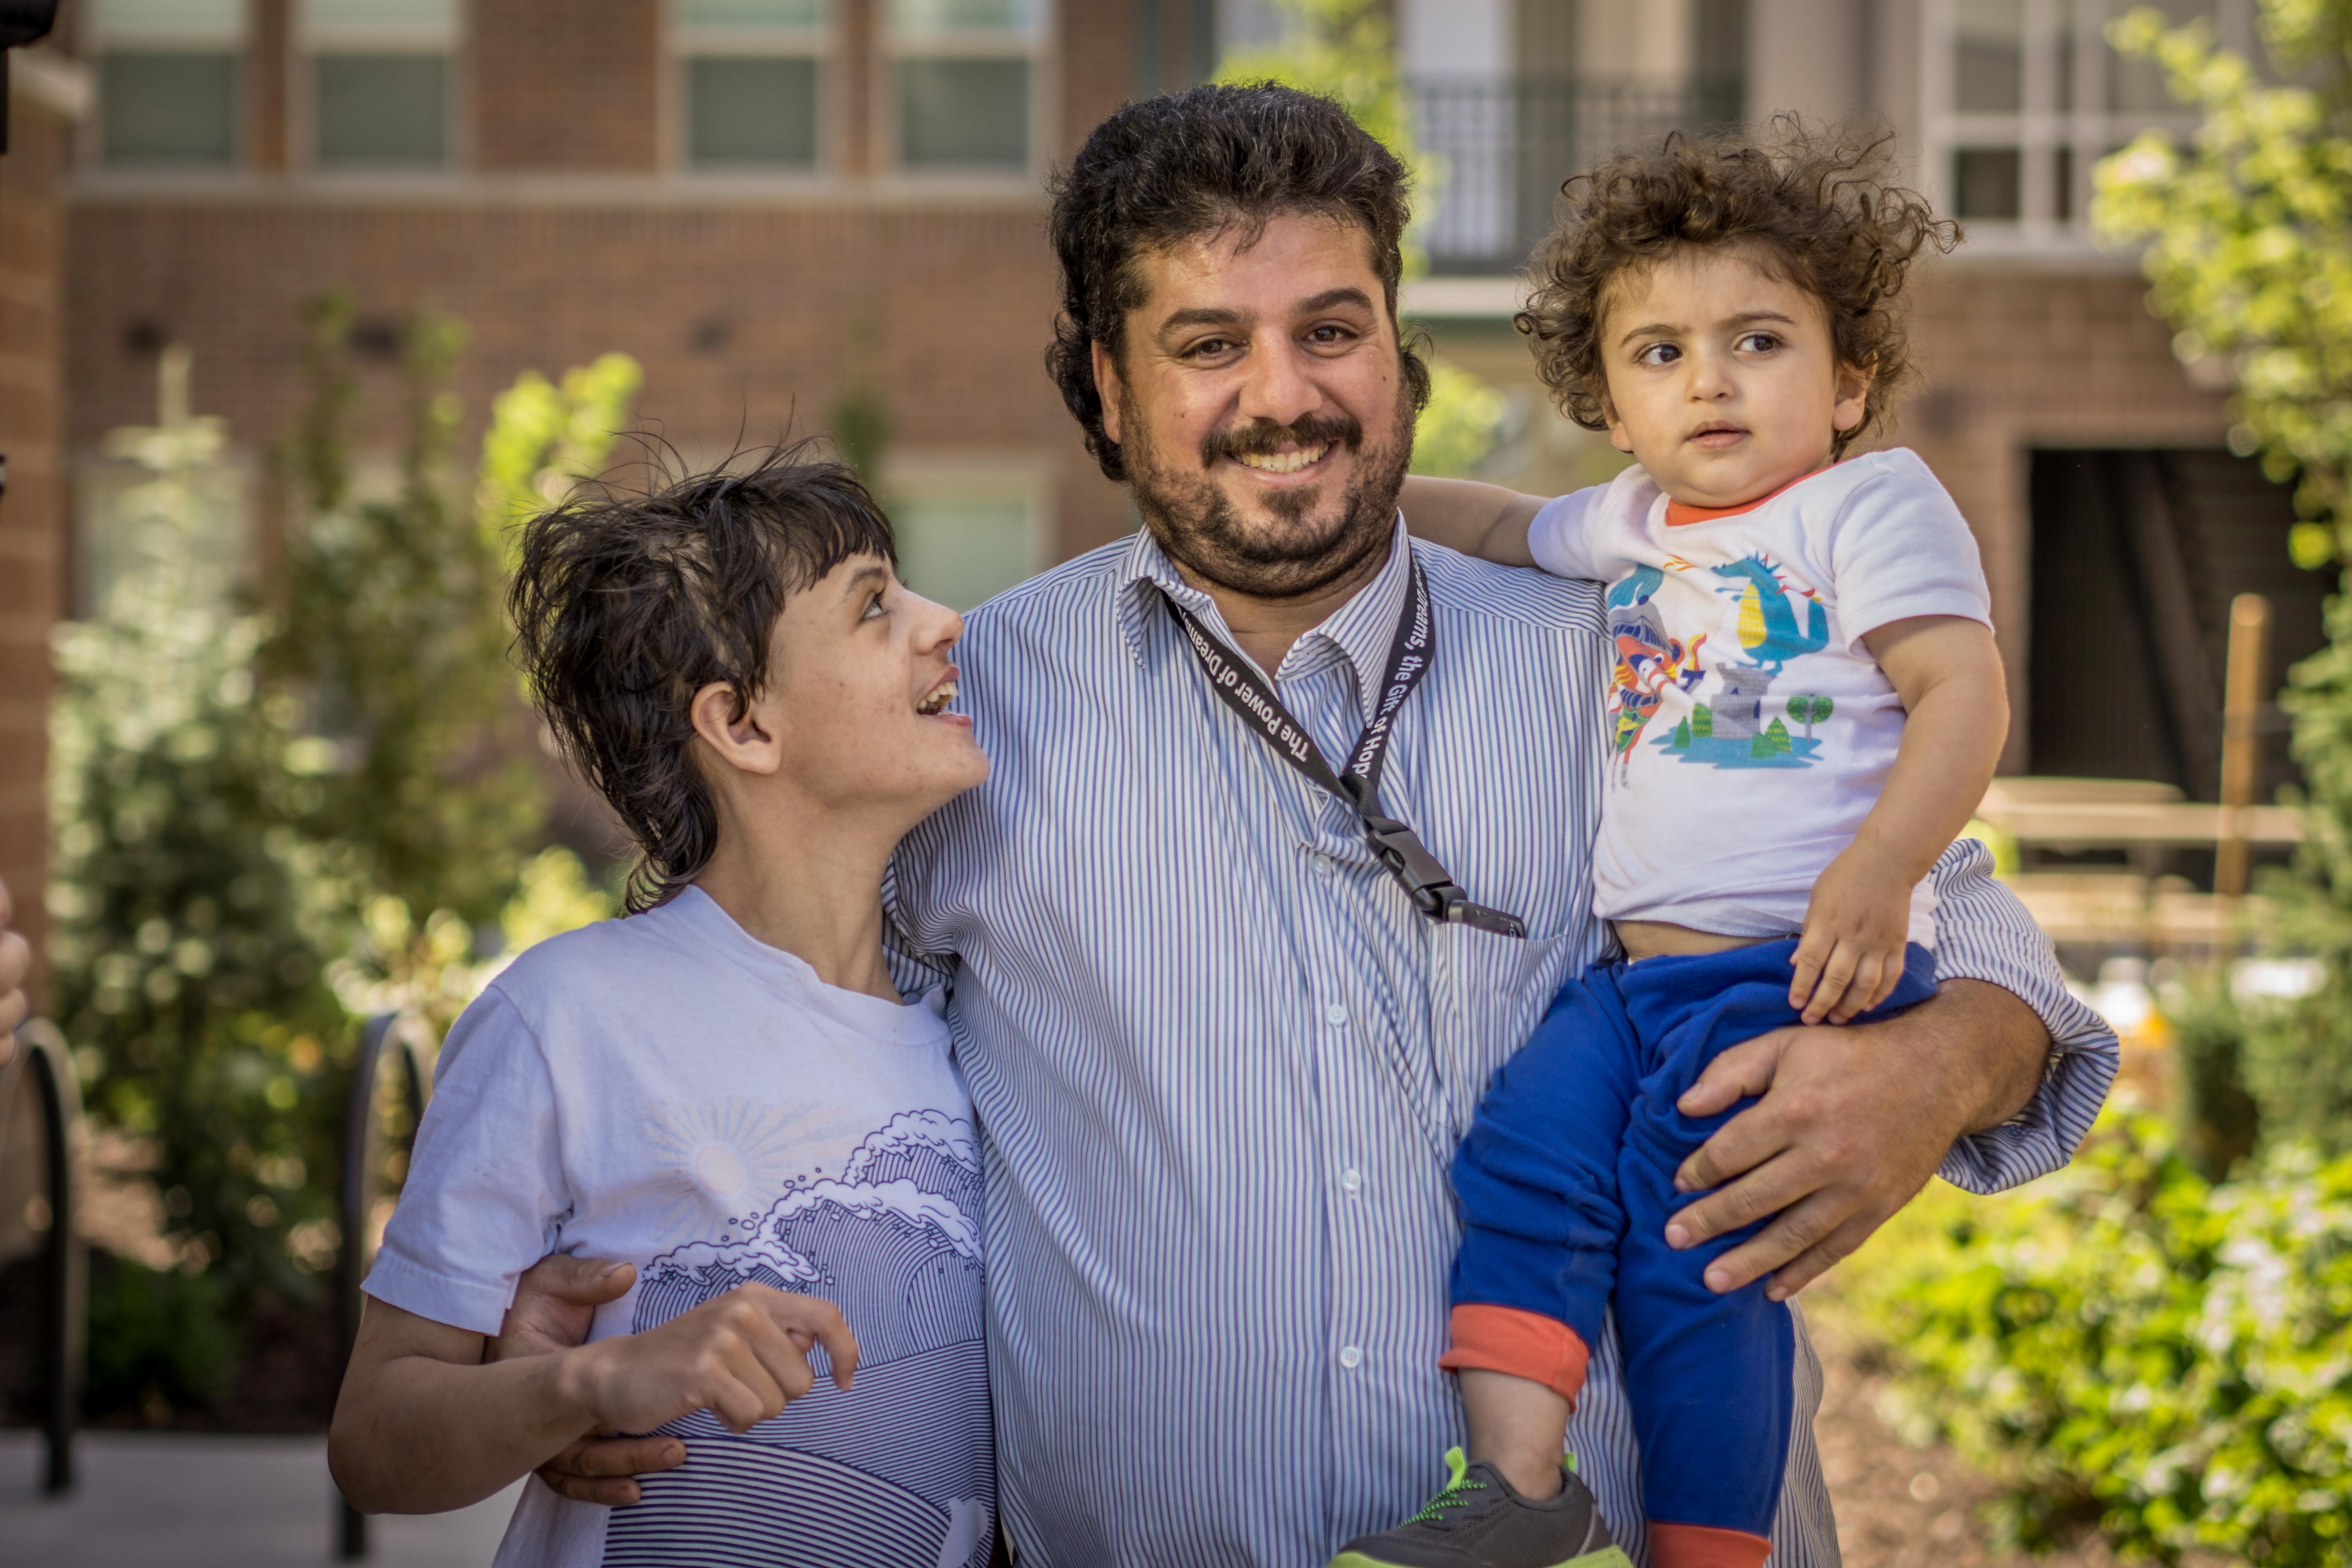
51, 305, 636, 1334
1842, 1113, 2352, 1564
83, 1252, 236, 1420
2162, 971, 2265, 1177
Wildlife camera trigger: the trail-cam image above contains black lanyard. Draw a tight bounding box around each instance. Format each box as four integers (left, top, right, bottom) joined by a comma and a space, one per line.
1153, 557, 1526, 938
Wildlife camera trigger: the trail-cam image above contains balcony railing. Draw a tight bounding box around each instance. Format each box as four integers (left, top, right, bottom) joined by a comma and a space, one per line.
1410, 76, 1746, 276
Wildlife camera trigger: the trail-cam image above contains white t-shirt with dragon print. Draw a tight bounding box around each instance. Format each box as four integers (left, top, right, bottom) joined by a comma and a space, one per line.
1526, 447, 1993, 942
365, 886, 992, 1568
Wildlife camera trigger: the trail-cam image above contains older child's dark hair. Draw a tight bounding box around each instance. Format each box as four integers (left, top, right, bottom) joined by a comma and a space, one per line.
1517, 122, 1960, 456
508, 443, 895, 914
1045, 81, 1432, 482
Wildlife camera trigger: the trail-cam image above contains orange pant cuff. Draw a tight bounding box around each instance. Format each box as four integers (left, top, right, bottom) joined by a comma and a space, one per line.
1437, 1303, 1590, 1406
1649, 1522, 1772, 1568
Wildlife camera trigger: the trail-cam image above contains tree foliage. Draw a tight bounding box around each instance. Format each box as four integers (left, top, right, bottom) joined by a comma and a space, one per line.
2097, 1, 2352, 1154
1214, 0, 1416, 176
49, 379, 351, 1305
1214, 0, 1508, 478
49, 306, 638, 1397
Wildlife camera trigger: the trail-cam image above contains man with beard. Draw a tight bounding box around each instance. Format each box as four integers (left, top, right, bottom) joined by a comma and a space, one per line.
507, 85, 2112, 1567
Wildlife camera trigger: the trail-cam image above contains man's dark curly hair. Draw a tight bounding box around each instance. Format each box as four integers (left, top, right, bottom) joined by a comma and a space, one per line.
1046, 82, 1432, 483
508, 443, 896, 913
1517, 122, 1960, 457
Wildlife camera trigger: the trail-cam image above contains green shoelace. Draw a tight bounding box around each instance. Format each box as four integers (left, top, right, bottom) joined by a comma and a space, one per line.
1405, 1448, 1486, 1526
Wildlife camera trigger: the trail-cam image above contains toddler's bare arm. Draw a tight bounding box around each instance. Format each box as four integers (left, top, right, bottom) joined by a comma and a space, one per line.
1792, 615, 2008, 1023
1398, 476, 1544, 567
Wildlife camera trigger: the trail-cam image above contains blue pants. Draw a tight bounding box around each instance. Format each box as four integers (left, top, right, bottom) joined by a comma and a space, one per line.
1444, 940, 1937, 1564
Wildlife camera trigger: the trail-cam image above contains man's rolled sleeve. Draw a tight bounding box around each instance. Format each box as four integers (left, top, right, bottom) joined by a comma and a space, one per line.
1926, 838, 2119, 1194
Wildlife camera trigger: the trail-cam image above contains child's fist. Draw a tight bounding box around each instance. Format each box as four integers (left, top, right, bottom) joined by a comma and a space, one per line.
1790, 846, 1912, 1025
570, 1283, 858, 1437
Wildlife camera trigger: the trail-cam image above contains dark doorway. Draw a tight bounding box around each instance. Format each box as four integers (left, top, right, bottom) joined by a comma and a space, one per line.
2027, 448, 2328, 803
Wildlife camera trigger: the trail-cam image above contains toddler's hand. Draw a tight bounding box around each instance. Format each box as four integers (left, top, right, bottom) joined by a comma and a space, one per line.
568, 1283, 858, 1437
1790, 846, 1912, 1025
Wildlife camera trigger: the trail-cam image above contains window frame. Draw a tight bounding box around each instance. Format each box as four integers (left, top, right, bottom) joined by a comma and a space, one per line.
880, 0, 1054, 184
668, 0, 837, 178
294, 0, 465, 176
1918, 0, 2258, 254
882, 454, 1053, 612
85, 0, 247, 174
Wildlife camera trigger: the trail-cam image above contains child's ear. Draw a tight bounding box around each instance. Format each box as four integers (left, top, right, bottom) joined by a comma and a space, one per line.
688, 681, 784, 779
1833, 356, 1878, 434
1599, 387, 1635, 456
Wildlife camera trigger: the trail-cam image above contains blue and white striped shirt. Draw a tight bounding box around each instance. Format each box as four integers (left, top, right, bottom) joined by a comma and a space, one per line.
888, 519, 2116, 1568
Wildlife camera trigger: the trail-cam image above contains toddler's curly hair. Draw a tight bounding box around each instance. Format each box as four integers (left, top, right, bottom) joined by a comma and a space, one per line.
1517, 121, 1960, 456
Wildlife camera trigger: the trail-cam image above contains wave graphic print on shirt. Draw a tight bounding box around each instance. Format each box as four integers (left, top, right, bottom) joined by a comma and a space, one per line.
1648, 554, 1838, 771
606, 1110, 992, 1568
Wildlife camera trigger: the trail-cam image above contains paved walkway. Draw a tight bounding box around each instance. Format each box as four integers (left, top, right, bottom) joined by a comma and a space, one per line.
1, 1430, 520, 1566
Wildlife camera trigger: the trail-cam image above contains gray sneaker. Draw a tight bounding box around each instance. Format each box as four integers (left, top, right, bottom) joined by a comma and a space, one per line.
1329, 1447, 1633, 1568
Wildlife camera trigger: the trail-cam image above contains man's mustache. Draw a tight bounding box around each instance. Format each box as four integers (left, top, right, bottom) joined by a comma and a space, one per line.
1199, 413, 1363, 469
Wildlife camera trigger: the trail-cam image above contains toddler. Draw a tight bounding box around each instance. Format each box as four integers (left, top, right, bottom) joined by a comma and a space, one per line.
1335, 131, 2004, 1568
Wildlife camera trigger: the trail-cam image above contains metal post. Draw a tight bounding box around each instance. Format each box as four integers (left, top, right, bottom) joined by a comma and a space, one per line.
2216, 593, 2272, 908
334, 1013, 436, 1561
11, 1020, 85, 1495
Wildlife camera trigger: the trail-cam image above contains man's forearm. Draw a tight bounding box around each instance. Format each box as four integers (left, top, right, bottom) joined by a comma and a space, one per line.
1925, 978, 2051, 1137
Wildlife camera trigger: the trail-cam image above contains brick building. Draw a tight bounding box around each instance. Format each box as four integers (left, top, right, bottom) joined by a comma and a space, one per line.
0, 45, 87, 1005
1400, 0, 2318, 796
25, 0, 2328, 933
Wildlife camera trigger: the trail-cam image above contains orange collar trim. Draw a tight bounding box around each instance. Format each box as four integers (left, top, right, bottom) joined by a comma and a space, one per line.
1662, 464, 1833, 527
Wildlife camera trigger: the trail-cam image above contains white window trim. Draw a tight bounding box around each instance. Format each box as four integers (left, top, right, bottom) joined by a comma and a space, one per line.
294, 0, 467, 175
668, 0, 837, 177
1919, 0, 2256, 256
879, 0, 1054, 182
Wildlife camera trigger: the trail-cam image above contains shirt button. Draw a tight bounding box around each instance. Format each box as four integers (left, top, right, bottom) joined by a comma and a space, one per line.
1341, 1167, 1362, 1195
1339, 1345, 1364, 1370
1323, 1002, 1349, 1028
1311, 853, 1337, 879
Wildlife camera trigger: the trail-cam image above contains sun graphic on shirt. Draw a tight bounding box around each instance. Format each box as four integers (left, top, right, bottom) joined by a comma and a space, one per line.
643, 1098, 864, 1246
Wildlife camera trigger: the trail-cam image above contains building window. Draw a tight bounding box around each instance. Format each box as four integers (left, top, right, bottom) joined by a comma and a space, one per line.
91, 0, 243, 168
303, 0, 456, 169
1922, 0, 2256, 241
890, 483, 1042, 610
889, 0, 1040, 172
678, 0, 828, 168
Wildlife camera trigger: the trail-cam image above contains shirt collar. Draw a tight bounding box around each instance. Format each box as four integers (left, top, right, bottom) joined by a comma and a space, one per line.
1113, 514, 1415, 725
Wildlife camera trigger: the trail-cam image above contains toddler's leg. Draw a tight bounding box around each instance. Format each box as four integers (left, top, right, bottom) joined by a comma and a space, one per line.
1328, 970, 1655, 1568
1443, 969, 1644, 1492
1612, 942, 1939, 1568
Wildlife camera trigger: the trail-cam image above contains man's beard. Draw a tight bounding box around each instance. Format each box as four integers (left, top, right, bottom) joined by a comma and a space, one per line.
1122, 378, 1416, 601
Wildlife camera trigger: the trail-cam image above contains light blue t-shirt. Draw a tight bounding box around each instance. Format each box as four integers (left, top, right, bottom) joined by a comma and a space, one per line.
367, 886, 993, 1568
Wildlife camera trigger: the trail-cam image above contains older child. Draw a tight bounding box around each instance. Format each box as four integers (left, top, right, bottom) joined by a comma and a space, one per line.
1337, 131, 2010, 1568
328, 450, 996, 1568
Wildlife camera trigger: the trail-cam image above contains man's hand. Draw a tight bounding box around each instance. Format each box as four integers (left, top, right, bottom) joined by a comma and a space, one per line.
488, 1253, 635, 1363
0, 876, 31, 1066
488, 1254, 682, 1504
1664, 979, 2048, 1300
